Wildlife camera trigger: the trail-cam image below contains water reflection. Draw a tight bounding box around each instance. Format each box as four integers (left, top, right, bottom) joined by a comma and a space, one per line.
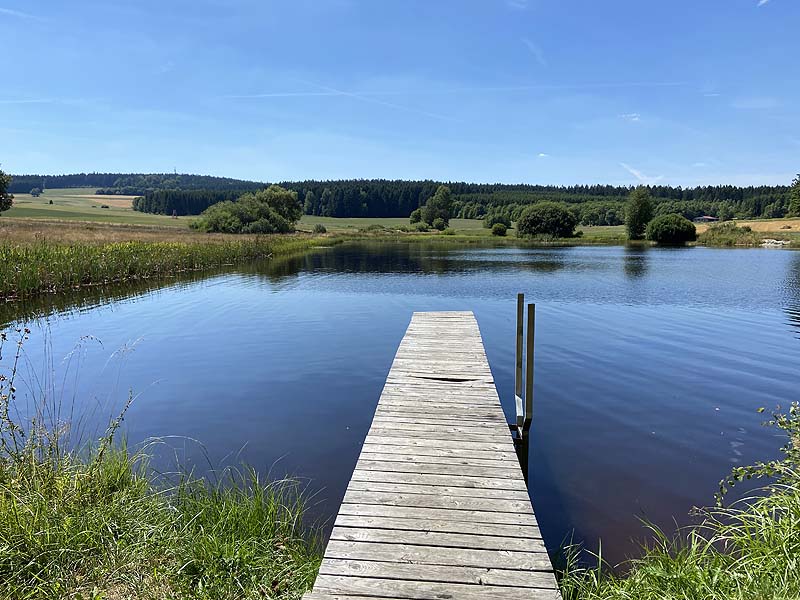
785, 252, 800, 337
623, 246, 649, 279
2, 242, 799, 568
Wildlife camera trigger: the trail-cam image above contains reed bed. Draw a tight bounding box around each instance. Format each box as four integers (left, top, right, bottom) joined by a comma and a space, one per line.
0, 236, 326, 300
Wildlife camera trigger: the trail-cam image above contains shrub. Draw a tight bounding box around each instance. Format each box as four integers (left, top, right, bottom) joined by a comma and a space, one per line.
192, 185, 302, 234
442, 228, 456, 235
484, 213, 511, 229
49, 199, 54, 205
516, 202, 577, 238
491, 223, 507, 236
312, 223, 327, 234
420, 185, 452, 228
645, 213, 696, 244
414, 222, 429, 232
432, 217, 446, 231
698, 221, 762, 247
361, 224, 385, 232
409, 208, 422, 224
100, 204, 110, 209
625, 186, 654, 240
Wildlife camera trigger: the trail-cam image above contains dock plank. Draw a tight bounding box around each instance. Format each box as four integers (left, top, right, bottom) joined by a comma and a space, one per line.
304, 312, 558, 600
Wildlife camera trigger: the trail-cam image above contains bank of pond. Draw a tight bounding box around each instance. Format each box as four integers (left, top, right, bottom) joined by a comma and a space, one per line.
1, 241, 799, 599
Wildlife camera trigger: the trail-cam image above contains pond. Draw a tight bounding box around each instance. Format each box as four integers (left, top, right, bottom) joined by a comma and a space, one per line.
2, 242, 799, 565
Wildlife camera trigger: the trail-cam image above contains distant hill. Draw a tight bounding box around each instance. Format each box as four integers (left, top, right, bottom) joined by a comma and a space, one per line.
7, 173, 792, 222
6, 173, 264, 196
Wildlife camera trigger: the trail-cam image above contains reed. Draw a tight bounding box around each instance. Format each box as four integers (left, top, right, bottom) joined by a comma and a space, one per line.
0, 236, 328, 300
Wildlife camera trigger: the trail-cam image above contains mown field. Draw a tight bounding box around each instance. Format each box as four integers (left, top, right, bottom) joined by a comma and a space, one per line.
6, 188, 186, 227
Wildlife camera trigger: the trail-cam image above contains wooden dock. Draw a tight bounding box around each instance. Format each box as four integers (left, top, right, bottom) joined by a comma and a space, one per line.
304, 311, 559, 600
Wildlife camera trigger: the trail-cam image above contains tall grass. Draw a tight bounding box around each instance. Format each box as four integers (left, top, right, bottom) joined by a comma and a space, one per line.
558, 403, 800, 600
697, 222, 764, 247
0, 329, 321, 599
0, 236, 327, 300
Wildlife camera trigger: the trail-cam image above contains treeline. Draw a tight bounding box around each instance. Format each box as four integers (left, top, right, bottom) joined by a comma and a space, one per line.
7, 173, 263, 195
132, 190, 246, 216
282, 180, 792, 222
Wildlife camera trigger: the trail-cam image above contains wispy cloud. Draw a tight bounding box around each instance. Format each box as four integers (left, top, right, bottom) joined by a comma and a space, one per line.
619, 112, 641, 122
506, 0, 528, 9
692, 162, 708, 168
757, 0, 770, 6
225, 81, 688, 101
731, 96, 779, 110
0, 98, 54, 105
521, 38, 547, 67
620, 162, 663, 185
537, 153, 549, 158
0, 6, 41, 20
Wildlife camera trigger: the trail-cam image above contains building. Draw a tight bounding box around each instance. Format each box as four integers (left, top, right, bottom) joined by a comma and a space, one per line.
693, 215, 719, 223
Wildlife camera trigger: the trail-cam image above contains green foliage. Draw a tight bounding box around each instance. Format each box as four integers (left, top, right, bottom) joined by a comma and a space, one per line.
134, 190, 246, 216
30, 187, 42, 197
698, 222, 763, 247
0, 331, 320, 599
0, 237, 325, 300
192, 186, 302, 234
559, 404, 800, 600
442, 228, 456, 235
420, 185, 453, 228
483, 212, 511, 229
491, 222, 507, 236
312, 223, 327, 234
516, 202, 578, 238
790, 174, 800, 216
625, 186, 654, 240
409, 208, 422, 224
0, 169, 13, 214
645, 213, 696, 245
414, 222, 429, 232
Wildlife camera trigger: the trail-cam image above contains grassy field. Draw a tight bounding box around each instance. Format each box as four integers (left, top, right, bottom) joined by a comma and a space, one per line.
6, 187, 188, 227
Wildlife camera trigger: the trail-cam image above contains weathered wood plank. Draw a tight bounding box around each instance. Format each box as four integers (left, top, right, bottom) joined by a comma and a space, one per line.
307, 312, 557, 600
333, 514, 542, 539
319, 559, 555, 588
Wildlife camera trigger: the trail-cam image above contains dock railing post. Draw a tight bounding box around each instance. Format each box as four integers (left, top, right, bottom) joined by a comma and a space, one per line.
515, 293, 524, 430
524, 303, 535, 436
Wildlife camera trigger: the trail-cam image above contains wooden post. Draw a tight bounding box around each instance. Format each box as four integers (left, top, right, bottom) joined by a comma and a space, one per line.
523, 303, 535, 435
515, 293, 524, 430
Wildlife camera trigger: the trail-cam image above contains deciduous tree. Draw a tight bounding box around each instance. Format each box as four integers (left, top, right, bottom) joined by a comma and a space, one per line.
625, 186, 654, 240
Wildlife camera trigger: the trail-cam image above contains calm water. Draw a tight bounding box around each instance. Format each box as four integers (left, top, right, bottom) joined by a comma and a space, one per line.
2, 242, 799, 565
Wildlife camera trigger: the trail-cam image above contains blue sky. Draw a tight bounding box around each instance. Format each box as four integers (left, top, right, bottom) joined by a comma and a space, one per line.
1, 0, 798, 186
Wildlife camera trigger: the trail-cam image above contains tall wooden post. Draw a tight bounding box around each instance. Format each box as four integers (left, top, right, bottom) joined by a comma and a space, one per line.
515, 293, 524, 430
523, 303, 535, 436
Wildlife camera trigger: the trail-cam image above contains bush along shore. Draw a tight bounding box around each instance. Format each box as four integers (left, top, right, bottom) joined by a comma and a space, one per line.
0, 329, 321, 599
0, 236, 333, 301
558, 402, 800, 600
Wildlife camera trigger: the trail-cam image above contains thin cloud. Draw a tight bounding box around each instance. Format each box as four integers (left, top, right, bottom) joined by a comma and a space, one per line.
521, 38, 547, 67
692, 162, 708, 168
537, 153, 549, 158
757, 0, 770, 6
507, 0, 528, 9
619, 112, 641, 122
0, 7, 41, 19
295, 79, 461, 123
620, 162, 663, 185
0, 98, 54, 104
224, 81, 688, 101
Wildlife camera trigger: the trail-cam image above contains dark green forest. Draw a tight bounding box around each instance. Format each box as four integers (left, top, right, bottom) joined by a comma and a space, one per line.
8, 172, 793, 223
7, 173, 263, 195
134, 179, 792, 223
